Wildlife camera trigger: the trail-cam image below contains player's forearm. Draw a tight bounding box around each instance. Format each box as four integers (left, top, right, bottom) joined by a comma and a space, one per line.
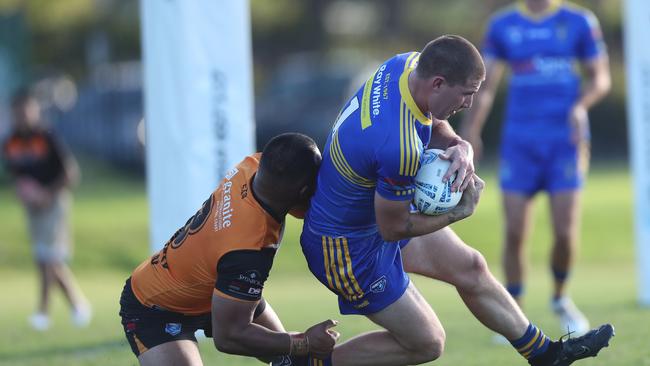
577, 57, 611, 110
380, 210, 467, 241
213, 322, 294, 357
577, 72, 611, 110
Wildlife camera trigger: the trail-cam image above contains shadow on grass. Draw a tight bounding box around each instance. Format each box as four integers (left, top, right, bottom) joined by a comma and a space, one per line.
0, 339, 127, 362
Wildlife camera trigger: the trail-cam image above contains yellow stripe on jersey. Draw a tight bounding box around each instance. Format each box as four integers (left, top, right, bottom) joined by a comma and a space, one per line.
334, 238, 357, 299
399, 101, 405, 174
321, 236, 365, 302
409, 111, 419, 175
404, 52, 419, 71
341, 237, 365, 298
398, 62, 432, 126
399, 103, 422, 177
360, 68, 376, 130
326, 237, 345, 297
322, 236, 334, 290
330, 132, 376, 188
409, 112, 421, 176
396, 54, 427, 177
402, 103, 412, 175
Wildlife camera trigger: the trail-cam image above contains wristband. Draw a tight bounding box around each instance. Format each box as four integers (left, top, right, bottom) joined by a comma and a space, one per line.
289, 333, 310, 356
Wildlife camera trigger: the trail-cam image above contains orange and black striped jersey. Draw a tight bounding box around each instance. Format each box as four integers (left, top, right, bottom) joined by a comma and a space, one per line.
1, 128, 66, 186
131, 153, 284, 315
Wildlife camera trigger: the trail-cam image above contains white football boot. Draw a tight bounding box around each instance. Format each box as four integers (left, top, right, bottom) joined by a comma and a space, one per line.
72, 302, 92, 328
29, 312, 50, 331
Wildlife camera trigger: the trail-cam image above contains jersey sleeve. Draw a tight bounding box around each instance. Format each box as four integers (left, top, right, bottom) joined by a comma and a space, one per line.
576, 10, 606, 60
214, 248, 275, 302
482, 18, 507, 60
374, 137, 417, 201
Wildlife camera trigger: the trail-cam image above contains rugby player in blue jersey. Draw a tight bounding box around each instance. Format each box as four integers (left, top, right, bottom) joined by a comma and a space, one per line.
289, 35, 613, 366
460, 0, 611, 336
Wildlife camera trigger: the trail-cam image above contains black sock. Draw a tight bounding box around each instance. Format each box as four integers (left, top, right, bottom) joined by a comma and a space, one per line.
528, 341, 561, 366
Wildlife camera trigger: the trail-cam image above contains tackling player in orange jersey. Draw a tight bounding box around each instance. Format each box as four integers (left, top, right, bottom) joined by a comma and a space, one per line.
119, 133, 339, 365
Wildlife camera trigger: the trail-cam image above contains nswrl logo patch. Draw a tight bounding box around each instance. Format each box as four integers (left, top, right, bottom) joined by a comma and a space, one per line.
165, 323, 182, 336
370, 276, 387, 293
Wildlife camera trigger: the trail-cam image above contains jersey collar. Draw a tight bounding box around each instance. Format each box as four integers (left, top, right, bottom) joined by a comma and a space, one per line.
398, 54, 432, 126
517, 0, 562, 21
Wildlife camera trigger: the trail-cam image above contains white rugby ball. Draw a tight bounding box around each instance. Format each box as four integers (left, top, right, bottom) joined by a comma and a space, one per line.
414, 149, 462, 215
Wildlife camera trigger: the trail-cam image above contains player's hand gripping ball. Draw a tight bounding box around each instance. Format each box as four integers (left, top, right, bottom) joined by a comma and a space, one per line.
414, 149, 462, 215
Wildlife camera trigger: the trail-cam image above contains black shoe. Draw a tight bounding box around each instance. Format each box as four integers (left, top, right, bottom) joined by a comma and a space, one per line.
551, 324, 615, 366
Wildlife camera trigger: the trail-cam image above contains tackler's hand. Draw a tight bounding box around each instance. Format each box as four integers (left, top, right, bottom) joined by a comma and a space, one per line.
304, 319, 340, 359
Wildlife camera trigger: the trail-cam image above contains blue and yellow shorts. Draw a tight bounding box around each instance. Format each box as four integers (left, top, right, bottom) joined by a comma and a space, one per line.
500, 135, 589, 196
300, 225, 410, 315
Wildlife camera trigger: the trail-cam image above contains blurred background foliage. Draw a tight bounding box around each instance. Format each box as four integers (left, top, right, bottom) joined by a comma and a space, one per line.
0, 0, 627, 174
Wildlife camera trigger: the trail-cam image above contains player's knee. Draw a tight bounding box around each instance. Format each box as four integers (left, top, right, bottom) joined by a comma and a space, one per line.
457, 250, 490, 291
505, 228, 525, 248
407, 330, 445, 363
553, 231, 574, 248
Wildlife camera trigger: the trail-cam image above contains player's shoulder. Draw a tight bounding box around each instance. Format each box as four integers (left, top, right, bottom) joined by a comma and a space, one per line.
560, 1, 597, 19
352, 53, 415, 137
236, 153, 261, 174
378, 52, 418, 74
561, 2, 598, 29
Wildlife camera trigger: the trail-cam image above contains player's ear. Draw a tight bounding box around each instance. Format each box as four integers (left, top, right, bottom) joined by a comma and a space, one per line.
431, 76, 445, 90
288, 185, 313, 219
298, 184, 311, 199
298, 181, 317, 202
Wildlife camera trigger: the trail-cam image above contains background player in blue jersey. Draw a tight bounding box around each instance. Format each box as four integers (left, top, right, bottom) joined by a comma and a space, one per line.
460, 0, 611, 336
298, 35, 612, 366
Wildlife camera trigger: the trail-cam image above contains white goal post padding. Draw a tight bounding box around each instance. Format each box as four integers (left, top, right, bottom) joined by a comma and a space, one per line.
140, 0, 255, 251
624, 0, 650, 306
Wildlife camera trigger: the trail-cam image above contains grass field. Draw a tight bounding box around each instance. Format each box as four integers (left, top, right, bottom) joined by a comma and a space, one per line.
0, 159, 648, 366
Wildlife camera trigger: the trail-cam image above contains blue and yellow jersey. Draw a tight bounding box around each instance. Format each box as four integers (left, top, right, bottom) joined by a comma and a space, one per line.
305, 52, 431, 238
483, 1, 605, 138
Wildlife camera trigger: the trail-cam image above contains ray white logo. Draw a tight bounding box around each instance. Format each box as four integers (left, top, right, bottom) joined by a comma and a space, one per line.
372, 64, 387, 116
